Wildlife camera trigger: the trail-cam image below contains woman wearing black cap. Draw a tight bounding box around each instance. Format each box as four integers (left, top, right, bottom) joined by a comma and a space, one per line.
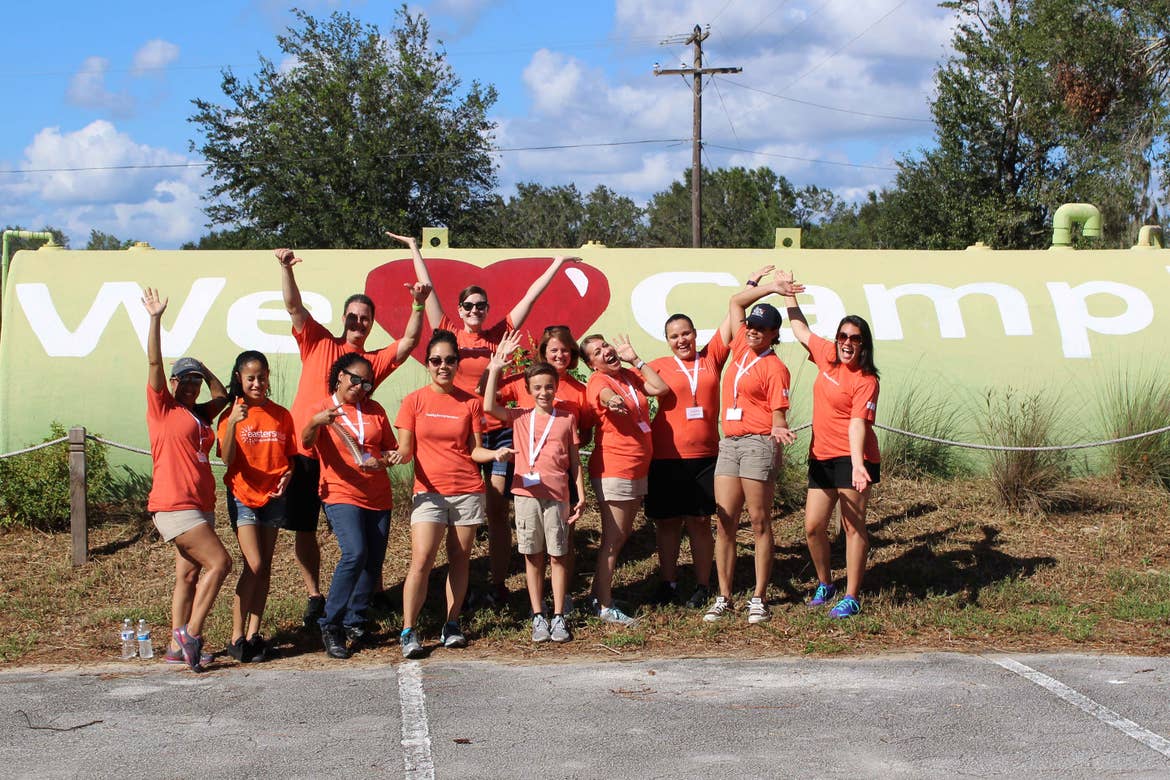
703, 274, 803, 625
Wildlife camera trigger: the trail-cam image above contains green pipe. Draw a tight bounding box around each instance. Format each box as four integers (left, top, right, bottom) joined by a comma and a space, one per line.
1, 230, 58, 332
1050, 203, 1102, 248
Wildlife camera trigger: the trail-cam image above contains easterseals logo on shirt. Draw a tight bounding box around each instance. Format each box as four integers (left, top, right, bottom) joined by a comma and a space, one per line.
240, 428, 285, 444
424, 412, 462, 420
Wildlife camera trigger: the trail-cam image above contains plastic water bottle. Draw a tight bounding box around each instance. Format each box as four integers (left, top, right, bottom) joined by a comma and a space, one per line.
120, 618, 136, 659
136, 619, 153, 660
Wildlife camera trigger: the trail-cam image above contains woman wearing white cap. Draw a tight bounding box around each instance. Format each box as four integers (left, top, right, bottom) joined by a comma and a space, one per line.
704, 274, 803, 625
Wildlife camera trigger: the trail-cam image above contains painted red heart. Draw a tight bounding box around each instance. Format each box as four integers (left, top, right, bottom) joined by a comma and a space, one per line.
364, 257, 611, 363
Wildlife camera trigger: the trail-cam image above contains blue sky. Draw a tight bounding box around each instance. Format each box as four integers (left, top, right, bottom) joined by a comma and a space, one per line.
0, 1, 955, 247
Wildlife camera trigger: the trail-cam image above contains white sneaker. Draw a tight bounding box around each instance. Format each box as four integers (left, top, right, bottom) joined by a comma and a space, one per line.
703, 595, 731, 623
747, 597, 770, 624
598, 606, 637, 626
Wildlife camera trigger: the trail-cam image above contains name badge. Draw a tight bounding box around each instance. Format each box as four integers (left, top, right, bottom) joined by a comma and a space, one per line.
725, 408, 743, 421
196, 452, 209, 463
521, 472, 542, 487
637, 421, 652, 433
685, 406, 705, 420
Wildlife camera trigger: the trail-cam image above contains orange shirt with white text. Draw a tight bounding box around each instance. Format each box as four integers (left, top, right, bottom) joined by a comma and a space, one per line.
807, 334, 880, 462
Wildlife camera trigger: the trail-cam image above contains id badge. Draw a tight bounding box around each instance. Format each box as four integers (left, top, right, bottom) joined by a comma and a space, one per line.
685, 406, 705, 420
725, 408, 743, 421
196, 452, 209, 463
637, 421, 652, 433
521, 472, 542, 488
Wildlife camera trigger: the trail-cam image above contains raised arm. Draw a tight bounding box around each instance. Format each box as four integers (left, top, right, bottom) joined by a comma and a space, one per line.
718, 264, 775, 345
196, 361, 230, 420
388, 231, 443, 328
613, 333, 670, 397
219, 400, 247, 467
729, 274, 805, 331
775, 269, 812, 351
508, 255, 579, 328
276, 248, 309, 332
141, 287, 168, 392
482, 331, 523, 422
395, 281, 434, 363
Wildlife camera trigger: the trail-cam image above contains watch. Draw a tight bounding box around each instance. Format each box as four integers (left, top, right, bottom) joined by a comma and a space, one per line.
746, 279, 758, 287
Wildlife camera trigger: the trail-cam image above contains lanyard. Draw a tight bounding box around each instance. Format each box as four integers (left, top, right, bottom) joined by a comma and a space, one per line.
732, 349, 772, 407
183, 408, 211, 451
673, 355, 700, 403
604, 373, 646, 423
331, 393, 365, 444
528, 408, 557, 464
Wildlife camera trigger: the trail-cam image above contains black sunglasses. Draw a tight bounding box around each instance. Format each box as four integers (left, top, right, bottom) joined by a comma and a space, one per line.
340, 368, 373, 392
836, 332, 863, 345
460, 301, 489, 312
427, 355, 459, 367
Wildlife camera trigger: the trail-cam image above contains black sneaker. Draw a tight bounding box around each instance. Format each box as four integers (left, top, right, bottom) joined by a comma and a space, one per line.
320, 627, 351, 659
345, 624, 376, 646
224, 636, 248, 663
440, 620, 467, 648
245, 633, 271, 662
303, 595, 325, 628
651, 581, 679, 606
685, 584, 711, 610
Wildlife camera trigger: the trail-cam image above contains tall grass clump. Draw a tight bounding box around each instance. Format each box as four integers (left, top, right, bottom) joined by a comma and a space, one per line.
979, 389, 1073, 513
1098, 367, 1170, 489
878, 379, 967, 480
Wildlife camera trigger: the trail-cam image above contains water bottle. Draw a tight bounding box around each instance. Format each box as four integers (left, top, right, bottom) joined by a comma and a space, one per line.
120, 618, 136, 659
136, 619, 153, 660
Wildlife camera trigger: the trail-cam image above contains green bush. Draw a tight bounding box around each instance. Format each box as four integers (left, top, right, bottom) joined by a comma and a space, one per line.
978, 389, 1072, 513
1098, 367, 1170, 489
0, 423, 116, 530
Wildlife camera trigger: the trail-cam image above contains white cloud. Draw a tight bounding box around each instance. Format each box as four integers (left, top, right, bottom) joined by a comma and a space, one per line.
66, 57, 134, 117
132, 39, 180, 75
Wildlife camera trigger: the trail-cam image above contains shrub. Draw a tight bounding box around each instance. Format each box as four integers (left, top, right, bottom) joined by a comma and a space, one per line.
1098, 367, 1170, 489
879, 379, 967, 480
979, 389, 1072, 513
0, 423, 116, 530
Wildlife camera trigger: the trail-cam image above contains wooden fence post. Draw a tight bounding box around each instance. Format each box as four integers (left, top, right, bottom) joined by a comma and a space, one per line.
69, 426, 87, 566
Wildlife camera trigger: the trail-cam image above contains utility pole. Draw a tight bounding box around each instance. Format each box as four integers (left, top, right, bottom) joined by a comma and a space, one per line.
655, 25, 741, 248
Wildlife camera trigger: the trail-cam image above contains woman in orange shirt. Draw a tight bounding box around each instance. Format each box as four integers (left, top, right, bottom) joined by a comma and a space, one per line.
393, 330, 516, 659
582, 333, 670, 625
141, 288, 230, 673
302, 354, 399, 659
216, 350, 295, 663
779, 273, 880, 619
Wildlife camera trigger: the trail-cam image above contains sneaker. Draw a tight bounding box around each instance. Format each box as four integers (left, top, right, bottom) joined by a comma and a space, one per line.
651, 581, 679, 606
345, 624, 375, 646
302, 595, 325, 628
531, 614, 551, 643
703, 595, 731, 623
828, 595, 861, 619
223, 636, 248, 663
550, 614, 571, 643
440, 620, 468, 648
320, 627, 351, 659
401, 628, 424, 659
173, 625, 205, 672
164, 646, 213, 666
598, 605, 637, 626
685, 584, 710, 610
246, 634, 271, 662
808, 582, 837, 608
747, 597, 770, 624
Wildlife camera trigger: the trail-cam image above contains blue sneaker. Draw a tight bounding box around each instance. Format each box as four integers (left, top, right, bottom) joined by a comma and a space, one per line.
808, 583, 836, 607
828, 595, 861, 619
440, 621, 468, 648
401, 628, 424, 659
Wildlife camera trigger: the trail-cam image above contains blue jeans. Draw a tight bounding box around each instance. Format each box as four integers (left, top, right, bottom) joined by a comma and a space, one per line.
319, 503, 390, 632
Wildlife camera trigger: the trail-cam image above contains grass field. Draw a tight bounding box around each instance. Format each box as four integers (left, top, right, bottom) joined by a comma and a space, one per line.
3, 475, 1169, 667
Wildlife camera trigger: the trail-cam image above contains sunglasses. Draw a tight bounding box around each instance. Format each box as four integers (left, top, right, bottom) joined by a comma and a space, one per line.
836, 333, 864, 345
460, 301, 489, 312
427, 355, 459, 367
340, 368, 373, 392
543, 324, 570, 333
175, 374, 203, 385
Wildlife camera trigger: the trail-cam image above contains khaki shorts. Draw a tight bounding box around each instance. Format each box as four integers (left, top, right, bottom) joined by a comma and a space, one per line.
714, 434, 779, 482
591, 477, 647, 503
410, 492, 486, 526
514, 495, 569, 556
153, 509, 214, 543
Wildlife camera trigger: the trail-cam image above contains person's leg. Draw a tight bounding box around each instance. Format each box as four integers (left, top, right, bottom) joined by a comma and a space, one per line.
233, 522, 263, 643
591, 499, 638, 608
248, 525, 279, 638
804, 489, 838, 587
549, 554, 569, 614
345, 509, 390, 629
486, 473, 512, 591
837, 486, 872, 598
525, 552, 547, 614
684, 515, 715, 589
318, 504, 366, 632
713, 475, 745, 599
170, 551, 198, 653
655, 517, 684, 585
285, 456, 323, 599
402, 522, 446, 629
741, 477, 776, 600
295, 531, 322, 597
172, 523, 233, 637
445, 525, 478, 621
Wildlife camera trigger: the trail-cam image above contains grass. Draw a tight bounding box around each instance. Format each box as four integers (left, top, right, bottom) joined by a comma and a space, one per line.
1098, 366, 1170, 489
979, 388, 1075, 513
5, 474, 1170, 667
878, 377, 968, 480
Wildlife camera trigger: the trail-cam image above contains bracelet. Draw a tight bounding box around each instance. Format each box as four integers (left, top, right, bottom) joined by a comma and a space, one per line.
634, 359, 646, 370
411, 302, 425, 312
745, 279, 758, 287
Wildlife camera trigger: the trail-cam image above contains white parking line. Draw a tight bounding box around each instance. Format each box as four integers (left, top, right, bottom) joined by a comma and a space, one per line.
397, 661, 435, 780
987, 655, 1170, 759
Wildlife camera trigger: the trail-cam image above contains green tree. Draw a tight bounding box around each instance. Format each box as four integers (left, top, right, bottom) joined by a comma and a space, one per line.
460, 183, 646, 247
189, 6, 498, 248
85, 229, 134, 250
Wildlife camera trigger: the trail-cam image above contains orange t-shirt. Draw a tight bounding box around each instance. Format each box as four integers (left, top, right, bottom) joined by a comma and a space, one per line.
648, 329, 731, 459
438, 314, 516, 432
394, 386, 486, 495
498, 372, 596, 440
309, 396, 397, 510
216, 401, 297, 508
720, 326, 792, 437
807, 334, 880, 462
289, 315, 405, 457
500, 406, 578, 502
146, 384, 216, 513
585, 368, 652, 480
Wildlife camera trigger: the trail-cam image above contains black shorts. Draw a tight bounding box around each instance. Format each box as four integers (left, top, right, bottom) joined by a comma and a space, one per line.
644, 457, 717, 520
282, 454, 322, 532
807, 456, 880, 490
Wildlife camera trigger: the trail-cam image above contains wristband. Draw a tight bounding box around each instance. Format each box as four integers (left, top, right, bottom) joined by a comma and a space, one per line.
412, 302, 425, 312
634, 359, 646, 370
745, 279, 758, 287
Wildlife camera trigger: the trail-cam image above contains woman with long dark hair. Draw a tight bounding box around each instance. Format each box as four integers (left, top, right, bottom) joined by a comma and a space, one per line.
778, 272, 880, 618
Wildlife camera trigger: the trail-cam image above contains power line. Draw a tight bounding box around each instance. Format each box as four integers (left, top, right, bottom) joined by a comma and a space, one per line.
782, 0, 911, 91
705, 143, 898, 171
714, 76, 932, 123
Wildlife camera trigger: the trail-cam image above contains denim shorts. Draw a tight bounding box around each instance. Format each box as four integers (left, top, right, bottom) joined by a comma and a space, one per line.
481, 427, 516, 480
227, 492, 287, 531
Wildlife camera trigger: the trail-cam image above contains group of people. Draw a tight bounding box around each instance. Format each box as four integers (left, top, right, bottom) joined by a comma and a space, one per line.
143, 237, 881, 671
